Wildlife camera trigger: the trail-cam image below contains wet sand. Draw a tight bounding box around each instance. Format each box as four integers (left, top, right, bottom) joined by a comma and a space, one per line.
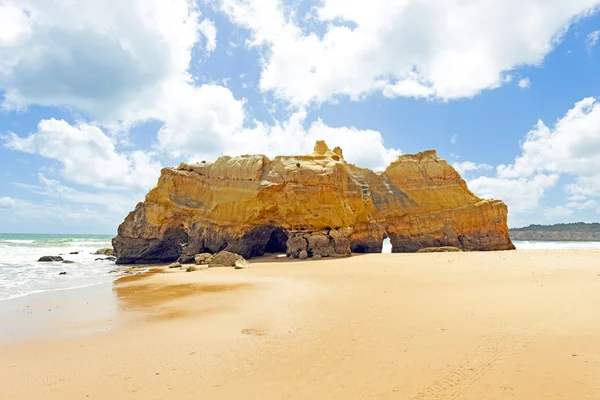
2, 250, 600, 399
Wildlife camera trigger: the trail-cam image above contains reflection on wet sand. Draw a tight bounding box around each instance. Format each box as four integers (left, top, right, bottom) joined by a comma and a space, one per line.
114, 268, 165, 284
113, 278, 252, 322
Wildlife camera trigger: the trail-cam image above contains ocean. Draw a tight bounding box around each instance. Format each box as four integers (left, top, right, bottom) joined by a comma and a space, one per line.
1, 234, 600, 302
0, 234, 117, 301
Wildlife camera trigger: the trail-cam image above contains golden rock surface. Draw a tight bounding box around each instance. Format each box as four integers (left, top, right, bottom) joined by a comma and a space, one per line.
113, 141, 514, 264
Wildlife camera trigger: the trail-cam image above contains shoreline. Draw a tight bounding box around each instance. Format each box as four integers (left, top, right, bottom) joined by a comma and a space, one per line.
2, 249, 600, 399
3, 241, 600, 304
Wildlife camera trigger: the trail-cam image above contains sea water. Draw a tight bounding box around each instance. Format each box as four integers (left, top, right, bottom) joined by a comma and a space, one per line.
0, 234, 117, 301
512, 240, 600, 250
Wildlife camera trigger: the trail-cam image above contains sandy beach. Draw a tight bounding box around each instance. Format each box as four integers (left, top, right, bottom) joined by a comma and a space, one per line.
2, 249, 600, 399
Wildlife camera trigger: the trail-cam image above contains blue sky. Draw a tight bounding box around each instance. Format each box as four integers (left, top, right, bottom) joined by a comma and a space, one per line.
1, 0, 600, 234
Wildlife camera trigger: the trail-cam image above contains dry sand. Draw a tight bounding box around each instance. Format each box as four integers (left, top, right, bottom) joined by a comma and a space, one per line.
2, 249, 600, 399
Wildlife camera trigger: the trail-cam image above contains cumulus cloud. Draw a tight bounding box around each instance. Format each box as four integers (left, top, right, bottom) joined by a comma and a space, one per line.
0, 0, 236, 134
469, 174, 559, 214
0, 3, 32, 45
220, 0, 600, 105
177, 109, 402, 171
3, 119, 162, 191
156, 84, 246, 158
465, 97, 600, 220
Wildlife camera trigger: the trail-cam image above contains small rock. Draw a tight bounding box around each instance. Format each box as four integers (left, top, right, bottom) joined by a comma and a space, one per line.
185, 266, 197, 272
298, 250, 308, 260
168, 262, 182, 269
62, 260, 75, 264
69, 251, 79, 255
312, 254, 322, 260
234, 259, 250, 269
416, 246, 462, 253
105, 256, 117, 261
59, 271, 68, 275
177, 254, 195, 264
94, 248, 114, 256
38, 256, 63, 262
194, 253, 213, 265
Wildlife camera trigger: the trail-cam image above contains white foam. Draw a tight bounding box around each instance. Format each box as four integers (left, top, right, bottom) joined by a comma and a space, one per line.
0, 236, 117, 301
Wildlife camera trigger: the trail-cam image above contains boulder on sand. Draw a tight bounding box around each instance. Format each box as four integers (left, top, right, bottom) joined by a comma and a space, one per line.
38, 256, 63, 262
234, 259, 250, 269
208, 251, 247, 268
194, 253, 213, 265
168, 262, 182, 268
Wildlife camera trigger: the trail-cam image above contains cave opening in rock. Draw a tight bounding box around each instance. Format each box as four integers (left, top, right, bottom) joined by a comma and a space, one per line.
265, 228, 289, 253
353, 245, 368, 253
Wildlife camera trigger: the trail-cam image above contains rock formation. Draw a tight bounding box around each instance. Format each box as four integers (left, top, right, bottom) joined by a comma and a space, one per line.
113, 141, 514, 264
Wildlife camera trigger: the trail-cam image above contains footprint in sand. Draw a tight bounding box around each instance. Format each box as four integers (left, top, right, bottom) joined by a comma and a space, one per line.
241, 328, 266, 336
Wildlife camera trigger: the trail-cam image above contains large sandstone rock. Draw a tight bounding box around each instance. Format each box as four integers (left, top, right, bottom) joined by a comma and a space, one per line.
113, 141, 514, 264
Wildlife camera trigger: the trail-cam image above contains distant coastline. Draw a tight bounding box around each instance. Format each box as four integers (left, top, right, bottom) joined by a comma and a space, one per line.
510, 222, 600, 241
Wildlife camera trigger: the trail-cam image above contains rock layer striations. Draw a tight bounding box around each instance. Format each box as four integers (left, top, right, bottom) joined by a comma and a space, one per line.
113, 141, 514, 264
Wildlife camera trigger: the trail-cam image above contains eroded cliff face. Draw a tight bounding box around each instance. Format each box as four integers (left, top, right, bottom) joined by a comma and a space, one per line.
113, 141, 515, 264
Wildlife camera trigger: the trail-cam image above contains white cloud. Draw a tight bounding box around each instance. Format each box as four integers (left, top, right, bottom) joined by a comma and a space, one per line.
496, 97, 600, 184
180, 109, 402, 171
3, 119, 162, 191
466, 97, 600, 220
0, 3, 32, 46
468, 174, 559, 214
156, 84, 246, 158
450, 134, 458, 145
518, 78, 531, 89
585, 30, 600, 54
198, 19, 217, 53
0, 0, 240, 139
0, 197, 17, 209
543, 205, 574, 218
452, 161, 492, 175
220, 0, 600, 105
